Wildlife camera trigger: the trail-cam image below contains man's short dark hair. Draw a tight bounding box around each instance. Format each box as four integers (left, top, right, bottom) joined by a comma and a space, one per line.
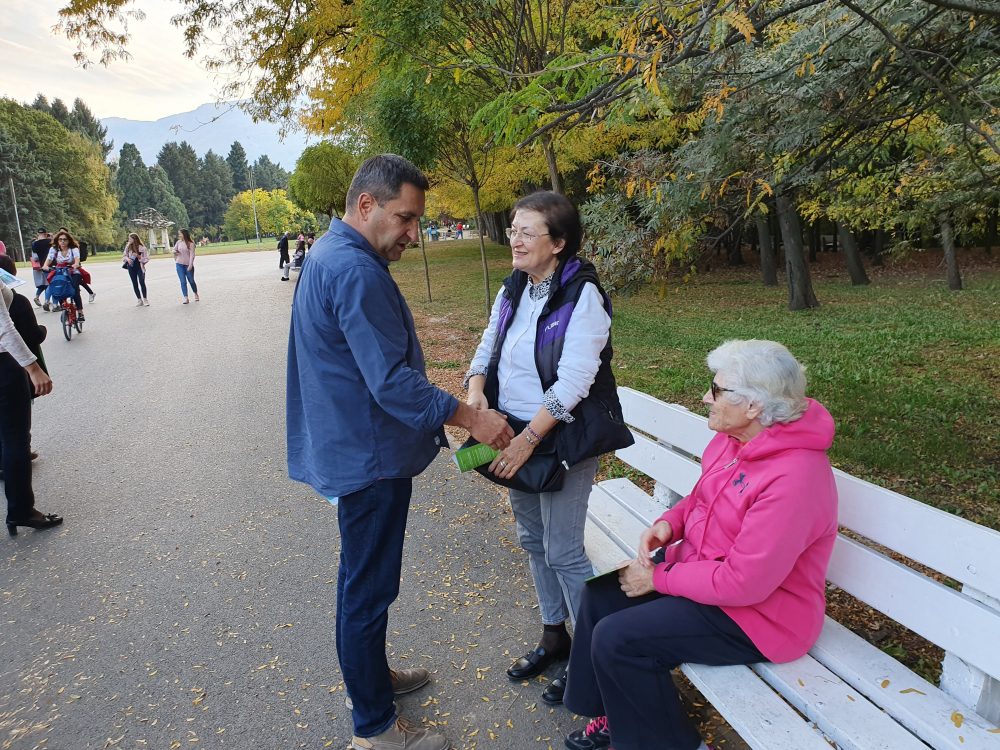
345, 154, 429, 213
511, 191, 582, 261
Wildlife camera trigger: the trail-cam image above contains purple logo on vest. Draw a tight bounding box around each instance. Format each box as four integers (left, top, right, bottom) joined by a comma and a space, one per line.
536, 302, 574, 350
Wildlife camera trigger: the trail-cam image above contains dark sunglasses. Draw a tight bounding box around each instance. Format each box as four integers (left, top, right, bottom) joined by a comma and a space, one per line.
711, 381, 735, 400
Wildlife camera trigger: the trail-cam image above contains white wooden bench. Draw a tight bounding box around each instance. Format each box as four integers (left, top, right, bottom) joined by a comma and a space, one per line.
584, 387, 1000, 750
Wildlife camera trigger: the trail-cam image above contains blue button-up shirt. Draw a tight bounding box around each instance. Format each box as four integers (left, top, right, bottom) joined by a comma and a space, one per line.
286, 219, 457, 498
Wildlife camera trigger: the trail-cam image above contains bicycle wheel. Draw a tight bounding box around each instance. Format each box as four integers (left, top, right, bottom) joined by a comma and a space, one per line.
75, 316, 84, 333
61, 309, 72, 340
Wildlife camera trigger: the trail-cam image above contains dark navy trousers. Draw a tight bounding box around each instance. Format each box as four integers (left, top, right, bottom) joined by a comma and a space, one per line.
563, 570, 766, 750
335, 478, 412, 738
0, 355, 35, 522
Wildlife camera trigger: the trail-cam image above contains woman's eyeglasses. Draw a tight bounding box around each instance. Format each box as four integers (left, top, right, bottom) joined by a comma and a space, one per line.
504, 228, 550, 242
711, 381, 735, 400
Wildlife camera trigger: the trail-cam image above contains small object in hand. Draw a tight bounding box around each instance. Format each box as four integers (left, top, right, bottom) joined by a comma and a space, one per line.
500, 460, 507, 468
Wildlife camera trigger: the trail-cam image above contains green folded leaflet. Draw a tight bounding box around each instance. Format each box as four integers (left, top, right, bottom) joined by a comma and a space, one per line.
453, 443, 500, 473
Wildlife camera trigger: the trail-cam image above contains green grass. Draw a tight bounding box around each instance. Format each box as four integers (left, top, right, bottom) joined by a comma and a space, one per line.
393, 238, 1000, 529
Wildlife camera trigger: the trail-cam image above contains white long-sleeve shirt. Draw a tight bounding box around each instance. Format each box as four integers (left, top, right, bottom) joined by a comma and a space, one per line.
467, 276, 611, 422
0, 285, 36, 367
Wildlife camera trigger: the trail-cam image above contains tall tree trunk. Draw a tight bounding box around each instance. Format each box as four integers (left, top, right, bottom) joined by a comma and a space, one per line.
726, 221, 745, 265
836, 222, 871, 286
777, 195, 819, 310
543, 134, 563, 195
872, 228, 885, 267
807, 222, 818, 262
769, 210, 780, 265
419, 221, 432, 302
755, 215, 779, 287
471, 184, 492, 315
987, 199, 997, 256
939, 212, 963, 291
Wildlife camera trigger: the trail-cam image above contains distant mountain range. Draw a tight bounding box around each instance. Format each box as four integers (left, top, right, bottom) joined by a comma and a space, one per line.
103, 102, 313, 169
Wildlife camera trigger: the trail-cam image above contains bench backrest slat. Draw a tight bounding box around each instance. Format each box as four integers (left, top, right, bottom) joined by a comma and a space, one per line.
616, 432, 702, 497
828, 536, 1000, 683
619, 387, 714, 456
834, 471, 1000, 601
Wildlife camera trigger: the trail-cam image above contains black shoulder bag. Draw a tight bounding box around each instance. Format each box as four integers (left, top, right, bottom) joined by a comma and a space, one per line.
460, 411, 566, 494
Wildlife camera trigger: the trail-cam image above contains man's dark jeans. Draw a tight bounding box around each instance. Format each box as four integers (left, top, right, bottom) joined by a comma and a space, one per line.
336, 478, 412, 738
563, 570, 766, 750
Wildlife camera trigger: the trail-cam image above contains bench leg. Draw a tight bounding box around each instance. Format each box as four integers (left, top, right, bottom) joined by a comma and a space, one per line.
939, 586, 1000, 724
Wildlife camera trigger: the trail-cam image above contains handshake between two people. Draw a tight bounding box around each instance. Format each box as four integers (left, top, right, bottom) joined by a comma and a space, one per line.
446, 400, 515, 451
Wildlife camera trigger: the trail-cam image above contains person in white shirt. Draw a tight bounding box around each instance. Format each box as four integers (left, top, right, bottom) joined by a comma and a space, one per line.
41, 230, 85, 320
464, 191, 633, 705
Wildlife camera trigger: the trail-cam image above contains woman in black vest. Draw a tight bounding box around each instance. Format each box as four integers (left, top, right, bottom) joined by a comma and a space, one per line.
465, 192, 633, 705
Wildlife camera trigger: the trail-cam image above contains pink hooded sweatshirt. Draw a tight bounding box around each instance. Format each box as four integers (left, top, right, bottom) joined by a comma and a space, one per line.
653, 398, 839, 663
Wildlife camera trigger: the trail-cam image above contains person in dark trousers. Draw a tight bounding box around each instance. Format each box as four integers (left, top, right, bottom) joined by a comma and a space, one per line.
286, 154, 515, 750
277, 232, 290, 268
0, 270, 59, 537
561, 341, 839, 750
123, 233, 150, 306
0, 256, 45, 464
30, 228, 51, 306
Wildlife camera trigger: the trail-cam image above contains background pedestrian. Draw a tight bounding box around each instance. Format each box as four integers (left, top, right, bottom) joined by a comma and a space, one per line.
123, 233, 150, 306
173, 229, 200, 303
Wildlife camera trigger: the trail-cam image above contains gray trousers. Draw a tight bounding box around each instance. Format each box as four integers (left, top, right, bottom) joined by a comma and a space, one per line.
509, 457, 598, 628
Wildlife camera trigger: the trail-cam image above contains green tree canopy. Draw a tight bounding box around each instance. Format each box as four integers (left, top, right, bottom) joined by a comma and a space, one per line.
227, 141, 250, 192
0, 98, 117, 246
288, 142, 355, 219
116, 142, 153, 219
199, 149, 235, 227
149, 165, 190, 230
252, 155, 289, 191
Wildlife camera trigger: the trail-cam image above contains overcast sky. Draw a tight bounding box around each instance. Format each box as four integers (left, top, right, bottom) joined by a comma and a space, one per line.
0, 0, 220, 120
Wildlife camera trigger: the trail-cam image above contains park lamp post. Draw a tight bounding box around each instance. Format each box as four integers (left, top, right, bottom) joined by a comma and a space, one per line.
248, 165, 262, 251
6, 177, 26, 262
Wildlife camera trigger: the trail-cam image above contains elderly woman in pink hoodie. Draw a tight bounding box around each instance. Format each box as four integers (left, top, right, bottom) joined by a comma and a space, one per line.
562, 339, 839, 750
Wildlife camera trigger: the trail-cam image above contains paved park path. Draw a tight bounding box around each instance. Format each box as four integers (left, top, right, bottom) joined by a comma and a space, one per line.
1, 251, 591, 750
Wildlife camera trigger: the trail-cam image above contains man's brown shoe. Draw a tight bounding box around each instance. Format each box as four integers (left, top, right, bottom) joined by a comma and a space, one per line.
351, 717, 447, 750
345, 667, 431, 710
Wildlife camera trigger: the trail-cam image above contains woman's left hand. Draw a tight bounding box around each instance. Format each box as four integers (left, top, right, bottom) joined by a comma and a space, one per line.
619, 558, 657, 598
487, 432, 535, 480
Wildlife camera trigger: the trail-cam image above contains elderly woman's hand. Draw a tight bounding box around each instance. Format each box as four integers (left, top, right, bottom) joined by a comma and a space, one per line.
467, 392, 489, 411
619, 558, 656, 598
637, 520, 674, 569
487, 432, 535, 480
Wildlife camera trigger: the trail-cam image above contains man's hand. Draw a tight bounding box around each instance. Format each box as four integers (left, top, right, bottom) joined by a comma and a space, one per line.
619, 558, 656, 598
637, 520, 673, 569
446, 401, 514, 450
25, 362, 52, 397
469, 408, 513, 450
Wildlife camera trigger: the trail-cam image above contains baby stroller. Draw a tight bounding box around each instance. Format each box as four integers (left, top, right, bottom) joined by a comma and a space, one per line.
48, 267, 83, 340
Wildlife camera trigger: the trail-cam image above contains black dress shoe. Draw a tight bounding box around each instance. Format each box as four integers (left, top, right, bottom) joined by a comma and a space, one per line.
541, 668, 566, 704
507, 642, 570, 680
7, 512, 63, 537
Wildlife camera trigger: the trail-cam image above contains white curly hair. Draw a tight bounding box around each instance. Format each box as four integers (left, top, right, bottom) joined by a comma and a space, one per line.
706, 340, 808, 426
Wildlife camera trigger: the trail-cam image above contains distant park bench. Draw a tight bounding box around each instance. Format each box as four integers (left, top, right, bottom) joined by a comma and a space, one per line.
584, 387, 1000, 750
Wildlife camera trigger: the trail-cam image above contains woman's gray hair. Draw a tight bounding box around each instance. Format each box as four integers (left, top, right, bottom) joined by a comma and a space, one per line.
706, 340, 808, 426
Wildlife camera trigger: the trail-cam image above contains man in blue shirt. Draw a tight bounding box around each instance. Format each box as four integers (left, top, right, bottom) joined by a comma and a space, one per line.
287, 154, 513, 750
